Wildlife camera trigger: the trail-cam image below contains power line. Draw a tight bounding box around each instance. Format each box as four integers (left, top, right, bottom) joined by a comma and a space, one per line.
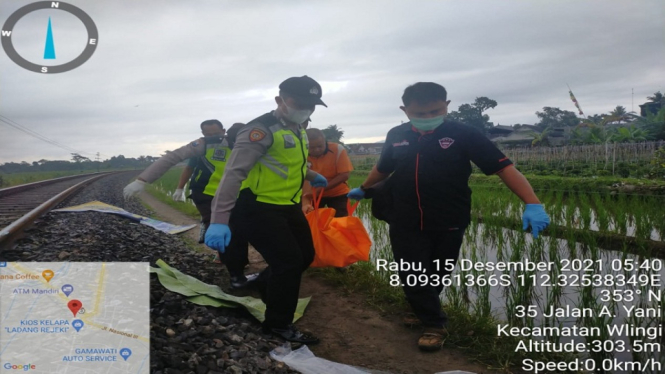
0, 115, 105, 158
0, 115, 84, 154
1, 117, 84, 154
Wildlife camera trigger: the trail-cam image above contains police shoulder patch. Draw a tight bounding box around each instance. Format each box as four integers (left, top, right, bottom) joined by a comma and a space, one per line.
249, 128, 267, 142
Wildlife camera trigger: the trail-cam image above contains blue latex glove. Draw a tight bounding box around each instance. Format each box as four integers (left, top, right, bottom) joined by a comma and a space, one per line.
347, 187, 365, 200
522, 204, 550, 239
204, 224, 231, 253
310, 173, 328, 188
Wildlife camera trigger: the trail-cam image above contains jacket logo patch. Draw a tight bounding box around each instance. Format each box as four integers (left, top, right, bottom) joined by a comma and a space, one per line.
212, 148, 227, 161
392, 140, 409, 147
438, 137, 454, 149
283, 134, 296, 149
249, 129, 266, 142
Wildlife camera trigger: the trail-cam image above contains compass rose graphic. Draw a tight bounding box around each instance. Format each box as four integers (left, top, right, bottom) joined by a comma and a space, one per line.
2, 1, 98, 73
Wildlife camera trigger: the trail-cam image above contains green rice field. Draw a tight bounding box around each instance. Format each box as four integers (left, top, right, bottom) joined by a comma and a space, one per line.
351, 173, 665, 373
138, 168, 665, 372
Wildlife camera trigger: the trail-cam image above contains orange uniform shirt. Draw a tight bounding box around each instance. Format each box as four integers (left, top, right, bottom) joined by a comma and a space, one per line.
307, 142, 354, 198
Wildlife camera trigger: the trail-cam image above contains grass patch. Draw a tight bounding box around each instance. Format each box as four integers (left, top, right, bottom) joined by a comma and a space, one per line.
0, 170, 99, 187
308, 263, 407, 312
144, 168, 201, 219
141, 173, 211, 254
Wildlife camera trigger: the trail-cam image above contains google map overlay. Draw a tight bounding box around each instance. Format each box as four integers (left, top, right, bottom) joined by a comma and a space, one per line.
0, 262, 149, 373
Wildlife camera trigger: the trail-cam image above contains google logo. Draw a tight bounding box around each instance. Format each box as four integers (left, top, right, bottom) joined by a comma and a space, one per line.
3, 362, 36, 371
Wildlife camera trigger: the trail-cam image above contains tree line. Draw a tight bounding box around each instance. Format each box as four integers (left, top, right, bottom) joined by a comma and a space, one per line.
0, 154, 159, 174
0, 123, 348, 174
448, 91, 665, 145
3, 93, 663, 174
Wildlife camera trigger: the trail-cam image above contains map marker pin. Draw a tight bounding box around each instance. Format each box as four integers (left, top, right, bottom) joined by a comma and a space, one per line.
119, 348, 132, 361
42, 270, 54, 282
72, 319, 84, 332
67, 300, 82, 317
61, 284, 74, 297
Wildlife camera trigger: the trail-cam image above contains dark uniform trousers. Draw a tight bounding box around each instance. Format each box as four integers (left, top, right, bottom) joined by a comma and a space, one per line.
190, 189, 214, 227
389, 225, 466, 328
231, 189, 315, 328
219, 226, 250, 279
192, 189, 248, 278
318, 194, 349, 217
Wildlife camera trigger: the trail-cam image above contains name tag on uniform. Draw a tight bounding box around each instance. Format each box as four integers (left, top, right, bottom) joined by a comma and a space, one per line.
283, 134, 296, 149
212, 148, 227, 161
393, 140, 409, 147
439, 137, 455, 149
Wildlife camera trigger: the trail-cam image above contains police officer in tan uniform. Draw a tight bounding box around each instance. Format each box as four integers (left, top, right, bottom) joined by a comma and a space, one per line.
122, 124, 255, 287
205, 76, 328, 344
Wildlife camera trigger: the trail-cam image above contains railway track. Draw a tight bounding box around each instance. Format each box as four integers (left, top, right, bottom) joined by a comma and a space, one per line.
0, 172, 115, 248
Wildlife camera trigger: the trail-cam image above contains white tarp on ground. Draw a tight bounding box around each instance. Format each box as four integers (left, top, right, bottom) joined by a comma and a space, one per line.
270, 344, 476, 374
52, 200, 196, 234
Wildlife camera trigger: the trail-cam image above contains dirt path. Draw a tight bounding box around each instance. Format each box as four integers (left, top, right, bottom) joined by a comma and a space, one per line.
139, 191, 497, 374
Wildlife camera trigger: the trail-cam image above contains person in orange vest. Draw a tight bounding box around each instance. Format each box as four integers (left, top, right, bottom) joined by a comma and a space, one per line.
301, 128, 353, 217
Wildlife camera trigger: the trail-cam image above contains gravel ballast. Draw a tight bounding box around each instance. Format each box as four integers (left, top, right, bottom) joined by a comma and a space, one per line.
1, 172, 298, 374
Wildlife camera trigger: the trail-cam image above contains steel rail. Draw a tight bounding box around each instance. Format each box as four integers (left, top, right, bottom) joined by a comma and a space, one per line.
0, 173, 112, 249
0, 172, 112, 198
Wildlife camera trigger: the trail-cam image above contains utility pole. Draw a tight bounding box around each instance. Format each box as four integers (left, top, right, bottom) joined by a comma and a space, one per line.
631, 88, 634, 113
96, 152, 100, 172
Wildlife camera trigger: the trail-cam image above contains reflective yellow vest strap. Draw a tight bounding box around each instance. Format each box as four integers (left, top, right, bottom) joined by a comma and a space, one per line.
202, 139, 231, 196
242, 124, 308, 205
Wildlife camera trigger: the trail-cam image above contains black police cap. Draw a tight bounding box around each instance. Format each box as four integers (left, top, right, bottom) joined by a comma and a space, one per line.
279, 76, 327, 107
200, 119, 223, 129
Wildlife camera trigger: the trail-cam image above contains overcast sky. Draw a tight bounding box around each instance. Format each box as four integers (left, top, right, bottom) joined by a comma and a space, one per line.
1, 0, 663, 164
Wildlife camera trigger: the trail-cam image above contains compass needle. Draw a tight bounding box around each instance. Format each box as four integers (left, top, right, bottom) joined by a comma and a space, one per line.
44, 17, 56, 59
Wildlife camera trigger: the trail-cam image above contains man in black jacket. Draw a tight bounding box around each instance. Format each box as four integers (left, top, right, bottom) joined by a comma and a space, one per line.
348, 82, 550, 351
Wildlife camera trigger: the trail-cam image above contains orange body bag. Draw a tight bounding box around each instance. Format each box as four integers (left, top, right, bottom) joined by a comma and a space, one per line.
306, 192, 372, 268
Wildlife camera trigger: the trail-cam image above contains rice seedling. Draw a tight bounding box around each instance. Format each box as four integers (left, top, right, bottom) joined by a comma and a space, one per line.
614, 194, 629, 236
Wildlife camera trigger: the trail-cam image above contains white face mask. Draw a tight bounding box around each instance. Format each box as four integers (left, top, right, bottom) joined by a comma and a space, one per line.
282, 102, 313, 125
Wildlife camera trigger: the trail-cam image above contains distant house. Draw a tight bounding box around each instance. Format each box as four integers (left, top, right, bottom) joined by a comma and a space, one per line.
547, 127, 567, 146
490, 125, 539, 147
517, 124, 539, 131
346, 143, 384, 155
487, 125, 513, 140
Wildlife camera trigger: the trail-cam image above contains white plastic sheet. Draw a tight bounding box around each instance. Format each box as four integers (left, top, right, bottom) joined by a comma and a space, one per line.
270, 344, 477, 374
270, 344, 385, 374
